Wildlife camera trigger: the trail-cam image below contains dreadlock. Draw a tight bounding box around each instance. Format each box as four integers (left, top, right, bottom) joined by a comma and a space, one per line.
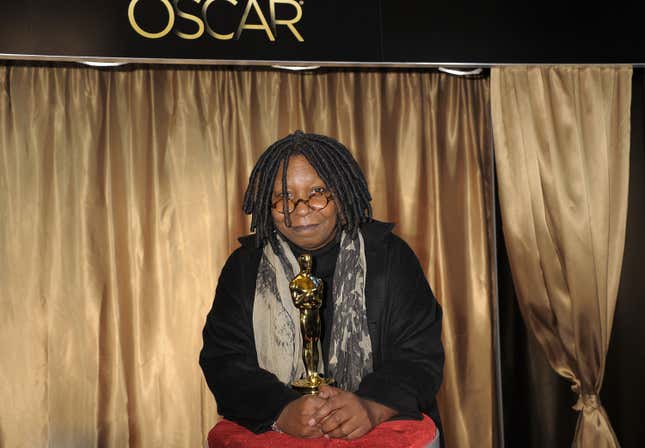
242, 131, 373, 247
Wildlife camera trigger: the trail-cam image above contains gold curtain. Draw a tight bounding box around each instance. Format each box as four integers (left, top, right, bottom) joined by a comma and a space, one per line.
0, 64, 494, 448
491, 66, 631, 447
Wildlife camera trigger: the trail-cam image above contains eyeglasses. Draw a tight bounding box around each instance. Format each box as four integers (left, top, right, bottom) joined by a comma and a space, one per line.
272, 189, 334, 214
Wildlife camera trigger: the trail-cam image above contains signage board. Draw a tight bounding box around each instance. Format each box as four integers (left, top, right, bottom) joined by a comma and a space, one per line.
0, 1, 642, 65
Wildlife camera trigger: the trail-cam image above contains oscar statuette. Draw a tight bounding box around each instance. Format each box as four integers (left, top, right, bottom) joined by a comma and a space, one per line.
289, 254, 335, 394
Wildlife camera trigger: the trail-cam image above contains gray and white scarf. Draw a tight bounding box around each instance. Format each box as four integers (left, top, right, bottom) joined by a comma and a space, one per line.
252, 231, 373, 392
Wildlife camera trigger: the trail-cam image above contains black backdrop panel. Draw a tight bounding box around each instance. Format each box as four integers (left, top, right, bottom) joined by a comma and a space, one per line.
0, 0, 381, 62
381, 1, 645, 64
1, 0, 644, 63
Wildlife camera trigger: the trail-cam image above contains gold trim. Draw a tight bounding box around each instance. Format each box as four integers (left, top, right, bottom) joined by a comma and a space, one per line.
0, 54, 641, 68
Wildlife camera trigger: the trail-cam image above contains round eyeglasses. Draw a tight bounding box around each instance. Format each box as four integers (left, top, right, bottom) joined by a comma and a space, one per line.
272, 189, 334, 214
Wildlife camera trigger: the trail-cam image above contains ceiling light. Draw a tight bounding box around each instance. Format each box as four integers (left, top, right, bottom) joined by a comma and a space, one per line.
79, 61, 127, 67
438, 67, 483, 76
271, 65, 321, 71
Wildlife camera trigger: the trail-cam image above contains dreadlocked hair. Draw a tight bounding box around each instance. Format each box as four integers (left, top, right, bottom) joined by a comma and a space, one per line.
242, 131, 373, 247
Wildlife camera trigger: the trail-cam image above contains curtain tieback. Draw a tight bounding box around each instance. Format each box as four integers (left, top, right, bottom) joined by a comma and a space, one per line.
571, 383, 600, 411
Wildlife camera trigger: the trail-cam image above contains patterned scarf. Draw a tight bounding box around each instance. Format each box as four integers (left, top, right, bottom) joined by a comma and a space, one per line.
253, 231, 373, 392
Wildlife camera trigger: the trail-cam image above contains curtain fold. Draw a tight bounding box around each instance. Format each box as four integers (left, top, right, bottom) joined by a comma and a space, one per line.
491, 66, 631, 447
0, 64, 494, 448
602, 69, 645, 448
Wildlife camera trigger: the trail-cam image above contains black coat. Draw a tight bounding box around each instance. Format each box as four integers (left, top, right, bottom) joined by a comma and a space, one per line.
199, 220, 444, 434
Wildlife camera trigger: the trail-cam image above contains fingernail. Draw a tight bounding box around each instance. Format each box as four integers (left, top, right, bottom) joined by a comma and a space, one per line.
308, 419, 315, 426
324, 435, 330, 439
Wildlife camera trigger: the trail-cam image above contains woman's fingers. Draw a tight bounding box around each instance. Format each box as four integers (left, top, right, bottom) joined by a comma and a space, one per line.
319, 408, 351, 434
322, 416, 366, 439
301, 425, 324, 438
277, 395, 327, 438
309, 394, 343, 425
343, 424, 370, 441
306, 390, 377, 440
317, 384, 340, 399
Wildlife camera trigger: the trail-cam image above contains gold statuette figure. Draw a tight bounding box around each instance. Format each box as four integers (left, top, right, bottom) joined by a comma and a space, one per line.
289, 254, 335, 394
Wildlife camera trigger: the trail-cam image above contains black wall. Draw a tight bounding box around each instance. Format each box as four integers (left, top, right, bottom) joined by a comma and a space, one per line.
1, 1, 644, 64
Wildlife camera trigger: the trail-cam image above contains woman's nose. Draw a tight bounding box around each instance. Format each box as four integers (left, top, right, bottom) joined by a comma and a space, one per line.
292, 200, 311, 216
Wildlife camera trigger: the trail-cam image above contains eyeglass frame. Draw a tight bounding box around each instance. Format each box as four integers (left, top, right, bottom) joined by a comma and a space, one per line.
271, 189, 334, 214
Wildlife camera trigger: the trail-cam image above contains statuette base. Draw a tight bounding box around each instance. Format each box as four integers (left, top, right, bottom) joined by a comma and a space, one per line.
291, 375, 335, 395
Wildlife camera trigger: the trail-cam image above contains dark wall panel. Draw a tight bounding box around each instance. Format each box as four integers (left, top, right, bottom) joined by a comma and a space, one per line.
1, 1, 644, 63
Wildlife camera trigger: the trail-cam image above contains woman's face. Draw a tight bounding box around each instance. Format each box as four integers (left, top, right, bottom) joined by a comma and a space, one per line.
271, 155, 338, 250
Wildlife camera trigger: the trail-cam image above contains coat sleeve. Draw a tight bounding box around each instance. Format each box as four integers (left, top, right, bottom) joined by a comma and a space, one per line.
199, 248, 301, 433
355, 235, 444, 420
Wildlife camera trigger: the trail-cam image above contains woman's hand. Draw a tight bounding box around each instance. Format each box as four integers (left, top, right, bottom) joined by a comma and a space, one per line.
275, 394, 326, 438
308, 385, 397, 440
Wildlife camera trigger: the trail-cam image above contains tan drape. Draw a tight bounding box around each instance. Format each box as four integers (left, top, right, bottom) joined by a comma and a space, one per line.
491, 66, 631, 447
0, 64, 494, 448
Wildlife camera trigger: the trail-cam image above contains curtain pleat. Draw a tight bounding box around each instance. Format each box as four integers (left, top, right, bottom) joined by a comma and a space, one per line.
491, 66, 631, 447
0, 64, 494, 448
601, 69, 645, 448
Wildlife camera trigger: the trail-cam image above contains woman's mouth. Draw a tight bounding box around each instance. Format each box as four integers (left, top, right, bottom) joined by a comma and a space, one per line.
291, 224, 319, 233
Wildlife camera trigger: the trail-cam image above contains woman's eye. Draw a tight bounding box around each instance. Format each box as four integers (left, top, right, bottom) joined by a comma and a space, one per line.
311, 187, 326, 194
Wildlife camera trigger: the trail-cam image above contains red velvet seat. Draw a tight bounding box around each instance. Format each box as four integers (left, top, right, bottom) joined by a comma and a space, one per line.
208, 414, 437, 448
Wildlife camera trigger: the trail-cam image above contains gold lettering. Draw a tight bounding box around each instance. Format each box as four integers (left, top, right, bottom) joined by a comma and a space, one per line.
128, 0, 175, 39
270, 0, 303, 42
236, 0, 275, 41
173, 0, 205, 39
202, 0, 238, 40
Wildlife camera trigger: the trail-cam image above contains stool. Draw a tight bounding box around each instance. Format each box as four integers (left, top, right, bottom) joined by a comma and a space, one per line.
207, 414, 439, 448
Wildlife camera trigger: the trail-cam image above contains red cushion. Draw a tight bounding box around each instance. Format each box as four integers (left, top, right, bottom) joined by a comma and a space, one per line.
208, 415, 436, 448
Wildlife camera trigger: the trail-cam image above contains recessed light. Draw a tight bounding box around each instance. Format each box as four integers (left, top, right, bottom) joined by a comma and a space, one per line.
438, 67, 483, 76
271, 65, 321, 71
80, 61, 127, 67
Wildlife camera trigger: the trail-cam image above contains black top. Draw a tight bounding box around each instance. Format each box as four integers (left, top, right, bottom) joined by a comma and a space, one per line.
199, 221, 444, 434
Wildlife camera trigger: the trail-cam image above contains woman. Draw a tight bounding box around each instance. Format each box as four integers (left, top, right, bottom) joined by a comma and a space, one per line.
199, 131, 444, 440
